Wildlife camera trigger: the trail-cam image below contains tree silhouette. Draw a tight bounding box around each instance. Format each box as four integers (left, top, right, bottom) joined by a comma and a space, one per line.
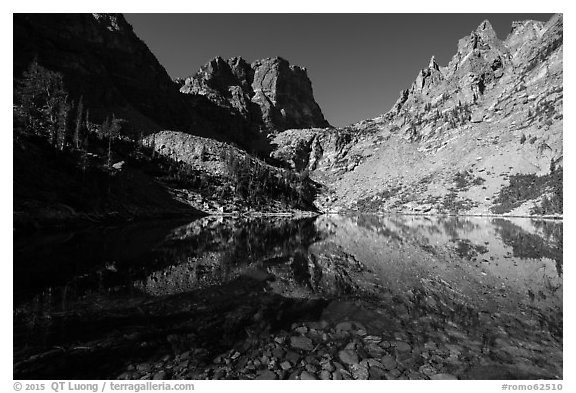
16, 60, 70, 147
73, 96, 84, 149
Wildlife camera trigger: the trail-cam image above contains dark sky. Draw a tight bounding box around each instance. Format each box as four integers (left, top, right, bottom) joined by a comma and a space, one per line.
125, 13, 553, 128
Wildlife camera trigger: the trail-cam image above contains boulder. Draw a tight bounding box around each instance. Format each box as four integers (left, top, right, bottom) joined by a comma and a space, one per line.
290, 336, 314, 351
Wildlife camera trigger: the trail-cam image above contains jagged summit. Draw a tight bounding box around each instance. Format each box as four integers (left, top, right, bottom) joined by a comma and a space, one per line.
475, 19, 496, 34
382, 15, 561, 128
180, 55, 330, 136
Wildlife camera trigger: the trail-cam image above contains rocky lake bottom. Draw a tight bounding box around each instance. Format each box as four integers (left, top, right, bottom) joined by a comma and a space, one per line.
13, 214, 562, 380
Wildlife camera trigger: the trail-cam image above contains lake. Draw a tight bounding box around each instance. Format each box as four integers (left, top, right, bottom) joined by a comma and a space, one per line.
13, 214, 562, 380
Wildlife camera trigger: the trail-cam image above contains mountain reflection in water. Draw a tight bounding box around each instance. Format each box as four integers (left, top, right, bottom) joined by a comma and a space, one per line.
13, 215, 562, 380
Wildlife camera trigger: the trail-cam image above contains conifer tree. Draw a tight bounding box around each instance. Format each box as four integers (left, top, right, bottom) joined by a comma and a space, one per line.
17, 60, 70, 143
73, 96, 84, 149
106, 114, 121, 168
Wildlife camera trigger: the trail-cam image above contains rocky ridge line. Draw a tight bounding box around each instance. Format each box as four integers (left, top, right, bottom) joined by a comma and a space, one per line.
270, 14, 563, 216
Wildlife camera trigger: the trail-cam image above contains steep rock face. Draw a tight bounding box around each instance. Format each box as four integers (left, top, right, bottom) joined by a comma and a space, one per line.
180, 56, 331, 135
272, 14, 563, 216
387, 19, 512, 130
13, 13, 192, 132
271, 128, 357, 172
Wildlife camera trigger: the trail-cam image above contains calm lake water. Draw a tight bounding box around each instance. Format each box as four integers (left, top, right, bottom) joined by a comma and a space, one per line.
13, 214, 562, 379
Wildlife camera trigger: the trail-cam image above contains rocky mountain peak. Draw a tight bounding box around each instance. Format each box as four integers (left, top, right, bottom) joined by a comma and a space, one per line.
473, 19, 500, 44
456, 19, 506, 59
385, 16, 534, 129
476, 19, 494, 33
180, 55, 330, 137
510, 19, 545, 36
92, 13, 128, 32
185, 56, 240, 98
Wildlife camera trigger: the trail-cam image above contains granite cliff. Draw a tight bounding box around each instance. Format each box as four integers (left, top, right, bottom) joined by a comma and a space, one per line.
179, 56, 330, 150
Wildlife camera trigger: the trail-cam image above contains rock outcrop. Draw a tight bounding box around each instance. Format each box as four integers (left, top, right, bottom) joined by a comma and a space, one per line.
271, 14, 563, 216
180, 56, 331, 136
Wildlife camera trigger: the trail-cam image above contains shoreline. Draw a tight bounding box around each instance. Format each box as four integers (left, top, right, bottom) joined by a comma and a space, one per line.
324, 210, 563, 221
13, 207, 562, 235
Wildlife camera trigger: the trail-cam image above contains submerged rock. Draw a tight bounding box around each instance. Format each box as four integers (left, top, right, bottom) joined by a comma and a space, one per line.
430, 373, 458, 380
300, 371, 317, 380
255, 370, 278, 380
290, 336, 314, 351
338, 349, 359, 365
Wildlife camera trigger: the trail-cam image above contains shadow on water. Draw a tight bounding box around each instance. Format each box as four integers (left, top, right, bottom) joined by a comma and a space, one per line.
13, 214, 563, 379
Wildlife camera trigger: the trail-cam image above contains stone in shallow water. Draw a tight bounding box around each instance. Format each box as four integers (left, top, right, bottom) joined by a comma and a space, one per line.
300, 371, 317, 380
369, 367, 387, 380
305, 355, 319, 365
345, 341, 357, 350
362, 358, 384, 369
419, 364, 438, 377
408, 372, 426, 380
336, 321, 354, 332
272, 347, 284, 359
295, 326, 308, 335
305, 364, 318, 374
320, 370, 331, 380
381, 355, 397, 370
379, 340, 391, 349
395, 341, 412, 352
333, 361, 346, 371
291, 336, 314, 351
280, 361, 292, 370
136, 364, 151, 372
321, 359, 335, 372
430, 373, 458, 380
350, 363, 369, 380
236, 357, 248, 369
338, 349, 359, 365
255, 370, 278, 380
285, 351, 300, 364
306, 321, 329, 330
366, 343, 386, 356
